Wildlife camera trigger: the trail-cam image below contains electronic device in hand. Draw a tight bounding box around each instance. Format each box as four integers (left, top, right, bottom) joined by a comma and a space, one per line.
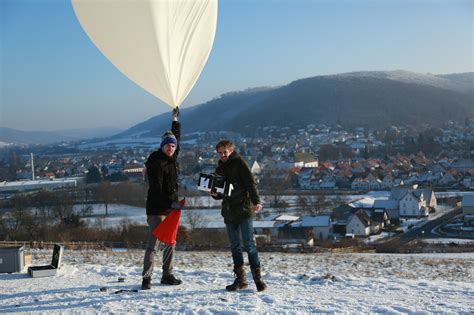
197, 173, 233, 196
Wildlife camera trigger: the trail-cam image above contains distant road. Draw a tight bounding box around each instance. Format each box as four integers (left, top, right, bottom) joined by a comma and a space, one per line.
398, 206, 463, 243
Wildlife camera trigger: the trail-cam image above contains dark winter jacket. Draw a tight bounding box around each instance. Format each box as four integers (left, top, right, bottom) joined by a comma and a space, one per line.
145, 121, 180, 215
214, 151, 260, 224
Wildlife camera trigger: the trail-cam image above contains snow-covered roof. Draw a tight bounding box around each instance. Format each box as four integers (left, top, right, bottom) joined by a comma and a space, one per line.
294, 152, 318, 163
349, 196, 376, 208
349, 209, 371, 227
263, 214, 299, 222
389, 187, 411, 200
373, 199, 398, 210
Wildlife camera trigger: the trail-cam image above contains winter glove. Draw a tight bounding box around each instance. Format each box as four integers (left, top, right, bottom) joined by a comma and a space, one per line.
171, 198, 186, 209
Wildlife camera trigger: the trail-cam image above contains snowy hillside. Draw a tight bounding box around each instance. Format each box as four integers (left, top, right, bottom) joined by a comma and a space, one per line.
337, 70, 474, 94
1, 249, 472, 313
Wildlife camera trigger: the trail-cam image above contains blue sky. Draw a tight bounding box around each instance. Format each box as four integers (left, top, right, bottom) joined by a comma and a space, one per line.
1, 0, 472, 132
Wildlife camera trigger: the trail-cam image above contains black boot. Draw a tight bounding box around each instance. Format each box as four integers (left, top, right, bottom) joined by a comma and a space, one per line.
226, 265, 248, 291
251, 267, 267, 292
161, 274, 182, 285
141, 276, 152, 290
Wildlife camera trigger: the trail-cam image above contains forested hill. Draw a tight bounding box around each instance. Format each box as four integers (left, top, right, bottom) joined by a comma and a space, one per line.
117, 70, 474, 137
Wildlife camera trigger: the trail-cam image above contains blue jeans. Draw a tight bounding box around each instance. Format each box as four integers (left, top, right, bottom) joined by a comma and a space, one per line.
226, 217, 261, 269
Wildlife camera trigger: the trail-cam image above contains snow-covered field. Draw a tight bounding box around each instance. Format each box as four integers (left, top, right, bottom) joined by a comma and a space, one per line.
1, 249, 473, 314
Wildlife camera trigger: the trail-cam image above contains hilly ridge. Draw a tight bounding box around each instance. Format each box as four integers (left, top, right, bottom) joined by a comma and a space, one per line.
119, 70, 473, 137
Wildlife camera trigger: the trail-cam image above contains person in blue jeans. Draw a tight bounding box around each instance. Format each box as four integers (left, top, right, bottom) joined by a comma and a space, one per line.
211, 140, 267, 292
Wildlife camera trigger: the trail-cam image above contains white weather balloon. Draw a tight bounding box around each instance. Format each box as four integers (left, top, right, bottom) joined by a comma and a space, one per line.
72, 0, 218, 108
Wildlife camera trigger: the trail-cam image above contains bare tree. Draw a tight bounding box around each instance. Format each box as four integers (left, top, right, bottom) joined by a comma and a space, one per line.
296, 195, 312, 214
33, 191, 54, 219
94, 182, 114, 216
296, 194, 332, 216
184, 210, 203, 232
113, 182, 146, 207
51, 191, 75, 224
0, 212, 7, 239
8, 193, 45, 240
310, 195, 329, 215
261, 170, 291, 210
10, 194, 31, 232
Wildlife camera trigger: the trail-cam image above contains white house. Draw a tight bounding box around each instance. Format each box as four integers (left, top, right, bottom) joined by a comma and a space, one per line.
250, 160, 262, 175
419, 188, 437, 209
369, 178, 382, 190
399, 191, 428, 217
351, 178, 369, 190
382, 174, 395, 189
294, 152, 319, 168
358, 208, 384, 235
346, 209, 371, 237
277, 215, 331, 243
296, 215, 332, 240
369, 209, 391, 233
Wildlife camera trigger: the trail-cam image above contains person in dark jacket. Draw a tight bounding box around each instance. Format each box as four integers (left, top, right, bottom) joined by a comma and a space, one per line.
141, 107, 182, 290
211, 140, 267, 292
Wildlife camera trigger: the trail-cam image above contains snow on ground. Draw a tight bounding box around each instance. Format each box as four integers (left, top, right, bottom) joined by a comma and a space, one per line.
1, 249, 473, 314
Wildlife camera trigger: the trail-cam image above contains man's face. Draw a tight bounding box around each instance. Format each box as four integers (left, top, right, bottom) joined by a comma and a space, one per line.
162, 143, 176, 157
217, 146, 233, 162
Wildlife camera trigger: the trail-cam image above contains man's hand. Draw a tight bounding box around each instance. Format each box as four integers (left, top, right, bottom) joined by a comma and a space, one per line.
253, 204, 263, 212
209, 192, 218, 198
172, 106, 179, 121
171, 199, 186, 210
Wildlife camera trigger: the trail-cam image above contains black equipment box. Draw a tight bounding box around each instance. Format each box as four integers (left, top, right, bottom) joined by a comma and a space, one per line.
197, 173, 233, 196
28, 244, 63, 278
